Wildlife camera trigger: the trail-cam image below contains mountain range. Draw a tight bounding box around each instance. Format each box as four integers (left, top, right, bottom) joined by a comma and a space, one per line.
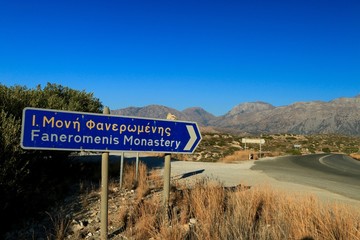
111, 96, 360, 136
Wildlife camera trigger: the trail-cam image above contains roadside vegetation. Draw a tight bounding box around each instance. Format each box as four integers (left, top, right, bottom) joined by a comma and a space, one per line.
350, 153, 360, 161
9, 161, 359, 239
114, 164, 360, 240
191, 132, 360, 162
0, 83, 103, 236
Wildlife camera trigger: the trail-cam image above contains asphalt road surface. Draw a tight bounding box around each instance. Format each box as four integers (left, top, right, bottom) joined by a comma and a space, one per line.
252, 154, 360, 201
167, 153, 360, 207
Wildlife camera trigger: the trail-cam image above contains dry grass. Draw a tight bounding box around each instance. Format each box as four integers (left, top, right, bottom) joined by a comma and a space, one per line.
45, 209, 72, 240
350, 153, 360, 161
225, 185, 360, 240
118, 170, 360, 240
221, 150, 284, 163
119, 161, 153, 200
221, 150, 256, 162
135, 161, 151, 200
122, 162, 137, 190
45, 162, 360, 240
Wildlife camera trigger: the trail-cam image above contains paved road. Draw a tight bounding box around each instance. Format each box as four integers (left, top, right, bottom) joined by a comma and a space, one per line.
169, 154, 360, 206
252, 154, 360, 201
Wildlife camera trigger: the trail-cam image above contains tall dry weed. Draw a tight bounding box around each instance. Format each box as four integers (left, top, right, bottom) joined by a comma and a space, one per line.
226, 185, 360, 240
45, 209, 71, 240
179, 178, 227, 239
135, 162, 150, 200
122, 161, 151, 200
122, 162, 136, 190
221, 150, 254, 162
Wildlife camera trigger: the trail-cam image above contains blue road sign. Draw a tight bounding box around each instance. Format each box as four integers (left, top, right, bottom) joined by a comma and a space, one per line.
21, 108, 202, 154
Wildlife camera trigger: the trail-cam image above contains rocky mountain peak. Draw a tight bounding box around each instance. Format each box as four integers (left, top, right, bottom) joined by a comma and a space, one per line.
330, 96, 360, 105
226, 101, 275, 117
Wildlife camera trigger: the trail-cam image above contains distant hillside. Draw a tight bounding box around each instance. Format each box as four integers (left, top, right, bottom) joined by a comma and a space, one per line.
112, 95, 360, 136
111, 105, 215, 126
220, 97, 360, 135
225, 101, 275, 116
182, 107, 216, 126
111, 104, 189, 121
211, 102, 276, 127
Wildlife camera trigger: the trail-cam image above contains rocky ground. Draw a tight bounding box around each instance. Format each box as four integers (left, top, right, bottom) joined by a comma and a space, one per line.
5, 166, 195, 240
5, 183, 140, 239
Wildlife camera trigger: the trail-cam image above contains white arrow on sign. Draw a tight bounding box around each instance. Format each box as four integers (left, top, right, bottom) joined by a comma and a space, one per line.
184, 125, 197, 151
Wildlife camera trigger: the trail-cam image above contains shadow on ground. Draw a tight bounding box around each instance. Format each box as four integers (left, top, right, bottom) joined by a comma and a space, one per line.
71, 154, 208, 182
72, 154, 168, 169
172, 169, 205, 180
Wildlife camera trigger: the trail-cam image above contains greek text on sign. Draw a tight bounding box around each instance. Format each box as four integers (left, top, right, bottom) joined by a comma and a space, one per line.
21, 108, 202, 153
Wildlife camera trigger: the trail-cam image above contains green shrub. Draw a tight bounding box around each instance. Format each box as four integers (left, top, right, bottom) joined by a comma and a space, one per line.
0, 83, 103, 235
286, 149, 302, 155
322, 147, 331, 153
342, 147, 359, 154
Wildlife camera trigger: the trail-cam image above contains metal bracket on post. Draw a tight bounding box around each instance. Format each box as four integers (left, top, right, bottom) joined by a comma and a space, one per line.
101, 107, 110, 240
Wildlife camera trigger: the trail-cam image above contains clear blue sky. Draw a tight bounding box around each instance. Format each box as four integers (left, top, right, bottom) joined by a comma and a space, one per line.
1, 0, 359, 116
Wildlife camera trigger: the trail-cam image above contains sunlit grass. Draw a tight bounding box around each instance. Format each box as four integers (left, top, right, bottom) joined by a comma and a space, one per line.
115, 164, 360, 240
